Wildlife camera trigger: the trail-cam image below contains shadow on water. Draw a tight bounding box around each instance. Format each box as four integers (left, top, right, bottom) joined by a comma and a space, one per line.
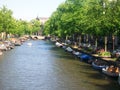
75, 63, 120, 90
48, 45, 120, 90
49, 42, 120, 90
47, 46, 76, 60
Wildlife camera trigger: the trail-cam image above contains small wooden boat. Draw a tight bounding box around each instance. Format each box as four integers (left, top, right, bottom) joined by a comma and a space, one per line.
92, 60, 108, 70
102, 66, 119, 77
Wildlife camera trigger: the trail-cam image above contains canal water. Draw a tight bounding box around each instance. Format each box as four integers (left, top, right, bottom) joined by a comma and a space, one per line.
0, 40, 119, 90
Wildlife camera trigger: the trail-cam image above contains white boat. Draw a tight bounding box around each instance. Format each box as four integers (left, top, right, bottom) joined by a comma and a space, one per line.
72, 51, 81, 56
55, 42, 63, 47
27, 42, 32, 46
65, 47, 73, 52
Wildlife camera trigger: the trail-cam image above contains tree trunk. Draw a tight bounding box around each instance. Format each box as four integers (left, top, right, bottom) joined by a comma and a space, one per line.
105, 36, 107, 52
112, 35, 115, 51
1, 32, 6, 40
66, 35, 68, 40
86, 34, 89, 43
78, 35, 82, 47
115, 36, 118, 47
95, 37, 98, 48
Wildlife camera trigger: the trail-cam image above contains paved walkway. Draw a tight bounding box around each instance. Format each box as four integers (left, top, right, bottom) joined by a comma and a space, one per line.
72, 45, 116, 61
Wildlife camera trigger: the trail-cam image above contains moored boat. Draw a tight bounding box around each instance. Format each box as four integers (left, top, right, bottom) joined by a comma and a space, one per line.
72, 51, 81, 56
78, 53, 94, 64
102, 66, 119, 78
79, 53, 92, 61
55, 42, 63, 47
0, 43, 7, 51
14, 41, 22, 46
92, 60, 108, 70
65, 47, 73, 52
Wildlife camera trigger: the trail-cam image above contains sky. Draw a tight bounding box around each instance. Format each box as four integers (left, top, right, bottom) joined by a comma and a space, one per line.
0, 0, 65, 21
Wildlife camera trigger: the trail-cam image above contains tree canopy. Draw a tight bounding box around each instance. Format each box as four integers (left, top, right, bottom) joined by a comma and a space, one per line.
44, 0, 120, 37
0, 6, 41, 39
43, 0, 120, 51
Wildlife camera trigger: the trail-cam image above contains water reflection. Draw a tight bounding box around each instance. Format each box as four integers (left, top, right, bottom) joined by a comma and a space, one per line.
0, 40, 119, 90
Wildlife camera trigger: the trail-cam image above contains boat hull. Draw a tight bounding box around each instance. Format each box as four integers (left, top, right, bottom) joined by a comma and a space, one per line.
102, 68, 119, 78
92, 62, 106, 70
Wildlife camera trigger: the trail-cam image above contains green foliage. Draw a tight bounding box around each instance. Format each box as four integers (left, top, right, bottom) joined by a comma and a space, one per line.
44, 0, 120, 38
0, 6, 13, 33
0, 6, 41, 38
30, 19, 41, 34
99, 51, 111, 57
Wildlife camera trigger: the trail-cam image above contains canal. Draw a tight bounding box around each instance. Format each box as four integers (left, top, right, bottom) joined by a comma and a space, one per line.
0, 40, 119, 90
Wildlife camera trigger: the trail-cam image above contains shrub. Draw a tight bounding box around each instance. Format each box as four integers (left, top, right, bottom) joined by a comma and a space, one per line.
99, 51, 111, 57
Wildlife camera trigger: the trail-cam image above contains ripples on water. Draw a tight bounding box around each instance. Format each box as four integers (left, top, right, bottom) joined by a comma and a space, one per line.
0, 40, 119, 90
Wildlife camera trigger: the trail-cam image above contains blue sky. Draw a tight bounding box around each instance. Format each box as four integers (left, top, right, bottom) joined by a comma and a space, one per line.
0, 0, 65, 21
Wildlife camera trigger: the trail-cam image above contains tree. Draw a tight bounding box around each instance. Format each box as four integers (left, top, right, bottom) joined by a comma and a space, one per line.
0, 6, 13, 39
30, 19, 41, 35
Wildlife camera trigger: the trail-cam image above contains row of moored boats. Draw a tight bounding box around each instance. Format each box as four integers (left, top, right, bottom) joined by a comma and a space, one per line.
0, 36, 31, 55
55, 41, 120, 85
